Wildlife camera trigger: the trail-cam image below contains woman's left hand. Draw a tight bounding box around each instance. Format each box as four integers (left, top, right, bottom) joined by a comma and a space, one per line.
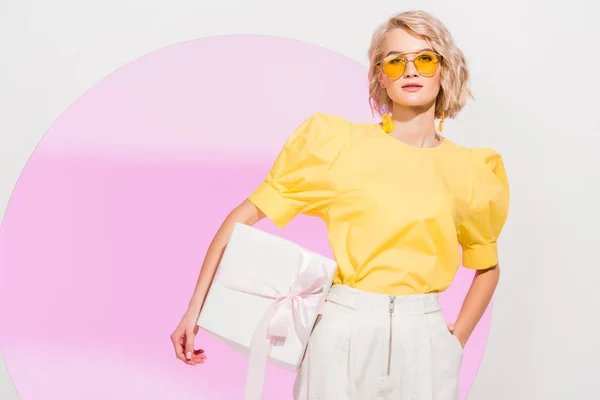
447, 323, 467, 349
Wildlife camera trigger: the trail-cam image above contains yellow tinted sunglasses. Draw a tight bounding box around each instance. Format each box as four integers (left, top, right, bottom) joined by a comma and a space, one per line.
377, 50, 441, 79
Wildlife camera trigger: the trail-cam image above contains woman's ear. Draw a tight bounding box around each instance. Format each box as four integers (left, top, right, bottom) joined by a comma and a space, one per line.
378, 69, 386, 89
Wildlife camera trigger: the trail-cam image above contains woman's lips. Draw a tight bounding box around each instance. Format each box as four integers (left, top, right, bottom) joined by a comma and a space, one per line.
401, 83, 423, 92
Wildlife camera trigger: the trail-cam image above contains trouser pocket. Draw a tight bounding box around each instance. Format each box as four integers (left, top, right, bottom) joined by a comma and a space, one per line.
427, 311, 464, 360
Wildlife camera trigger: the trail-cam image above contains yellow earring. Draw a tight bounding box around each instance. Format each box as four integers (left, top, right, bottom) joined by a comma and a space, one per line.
438, 111, 445, 133
382, 113, 394, 133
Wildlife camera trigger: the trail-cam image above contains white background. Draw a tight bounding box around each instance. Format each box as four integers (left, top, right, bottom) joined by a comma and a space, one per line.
1, 1, 598, 399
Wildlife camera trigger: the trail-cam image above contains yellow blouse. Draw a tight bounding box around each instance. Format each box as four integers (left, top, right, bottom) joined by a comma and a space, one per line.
248, 113, 510, 295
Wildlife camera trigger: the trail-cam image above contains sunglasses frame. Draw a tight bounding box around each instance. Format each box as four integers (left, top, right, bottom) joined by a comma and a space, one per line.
376, 50, 443, 79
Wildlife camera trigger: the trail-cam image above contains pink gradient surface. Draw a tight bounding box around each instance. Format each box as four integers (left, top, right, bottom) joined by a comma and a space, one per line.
0, 35, 490, 399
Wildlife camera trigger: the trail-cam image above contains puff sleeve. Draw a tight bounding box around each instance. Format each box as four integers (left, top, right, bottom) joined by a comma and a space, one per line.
458, 148, 510, 269
248, 113, 341, 229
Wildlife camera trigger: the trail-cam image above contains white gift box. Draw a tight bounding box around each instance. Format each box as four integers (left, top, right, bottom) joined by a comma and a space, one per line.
197, 222, 338, 399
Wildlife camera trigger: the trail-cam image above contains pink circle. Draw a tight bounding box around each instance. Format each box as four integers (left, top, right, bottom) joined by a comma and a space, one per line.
0, 35, 490, 399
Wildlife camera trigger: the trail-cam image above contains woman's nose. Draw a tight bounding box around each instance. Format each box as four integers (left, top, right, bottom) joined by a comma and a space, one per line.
403, 61, 419, 78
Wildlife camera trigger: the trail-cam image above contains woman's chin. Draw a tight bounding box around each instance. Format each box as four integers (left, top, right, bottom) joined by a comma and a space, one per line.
392, 100, 436, 110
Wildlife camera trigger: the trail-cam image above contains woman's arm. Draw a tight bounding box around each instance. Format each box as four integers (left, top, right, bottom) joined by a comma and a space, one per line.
171, 199, 265, 364
186, 199, 265, 318
451, 264, 500, 347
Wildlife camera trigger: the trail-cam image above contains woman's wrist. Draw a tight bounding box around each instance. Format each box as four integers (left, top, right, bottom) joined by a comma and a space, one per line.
452, 325, 469, 347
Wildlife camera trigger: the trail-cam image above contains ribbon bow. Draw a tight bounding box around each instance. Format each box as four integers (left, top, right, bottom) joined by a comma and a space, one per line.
218, 251, 329, 400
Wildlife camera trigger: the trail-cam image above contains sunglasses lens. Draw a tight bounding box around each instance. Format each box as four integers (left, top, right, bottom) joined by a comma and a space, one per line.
414, 52, 439, 76
381, 57, 405, 79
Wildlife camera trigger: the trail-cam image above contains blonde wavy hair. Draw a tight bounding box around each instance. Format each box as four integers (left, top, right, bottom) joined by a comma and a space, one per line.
368, 10, 472, 119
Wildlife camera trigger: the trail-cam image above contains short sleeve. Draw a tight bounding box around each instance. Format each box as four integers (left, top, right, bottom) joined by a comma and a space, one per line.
458, 148, 510, 270
248, 113, 342, 228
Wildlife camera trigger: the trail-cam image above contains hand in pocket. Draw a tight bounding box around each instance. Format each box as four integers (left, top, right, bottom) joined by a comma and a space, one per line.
446, 323, 466, 349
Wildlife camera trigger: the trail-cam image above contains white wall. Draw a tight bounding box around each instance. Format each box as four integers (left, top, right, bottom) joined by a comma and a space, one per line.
1, 1, 598, 399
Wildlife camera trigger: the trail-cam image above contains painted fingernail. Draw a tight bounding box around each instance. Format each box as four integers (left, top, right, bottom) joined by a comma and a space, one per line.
186, 352, 192, 360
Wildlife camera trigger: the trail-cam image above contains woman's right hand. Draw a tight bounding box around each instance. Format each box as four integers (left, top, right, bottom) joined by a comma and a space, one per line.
170, 311, 206, 365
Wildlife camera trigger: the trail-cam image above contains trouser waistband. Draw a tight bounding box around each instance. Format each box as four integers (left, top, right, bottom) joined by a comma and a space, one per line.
326, 284, 441, 315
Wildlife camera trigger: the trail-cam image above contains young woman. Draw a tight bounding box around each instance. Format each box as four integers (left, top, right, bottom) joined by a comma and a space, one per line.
171, 10, 509, 399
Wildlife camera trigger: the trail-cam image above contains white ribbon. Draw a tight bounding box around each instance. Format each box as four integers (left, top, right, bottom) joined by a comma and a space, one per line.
218, 251, 329, 400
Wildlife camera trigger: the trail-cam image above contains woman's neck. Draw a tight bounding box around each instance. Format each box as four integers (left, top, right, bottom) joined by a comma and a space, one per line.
389, 103, 441, 148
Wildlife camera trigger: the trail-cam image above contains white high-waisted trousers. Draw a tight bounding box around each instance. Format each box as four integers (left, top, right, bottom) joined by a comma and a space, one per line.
293, 285, 463, 400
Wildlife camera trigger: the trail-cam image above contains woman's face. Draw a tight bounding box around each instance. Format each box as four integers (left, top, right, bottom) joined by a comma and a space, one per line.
378, 28, 442, 111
